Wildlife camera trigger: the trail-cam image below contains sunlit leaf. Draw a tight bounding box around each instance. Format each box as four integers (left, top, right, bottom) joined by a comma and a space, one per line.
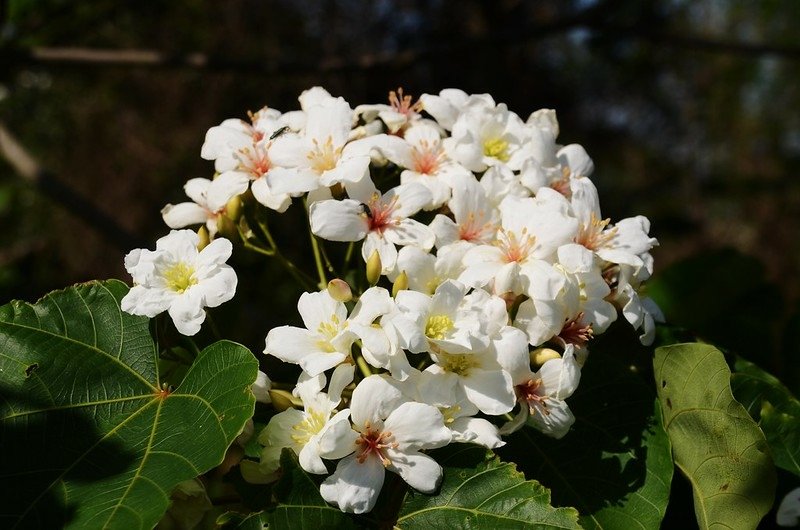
396, 444, 581, 529
0, 280, 258, 529
654, 343, 776, 529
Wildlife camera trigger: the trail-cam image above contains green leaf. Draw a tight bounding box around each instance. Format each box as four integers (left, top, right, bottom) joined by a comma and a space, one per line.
0, 280, 258, 529
499, 350, 673, 529
731, 357, 800, 478
654, 343, 776, 529
396, 444, 581, 529
263, 449, 357, 530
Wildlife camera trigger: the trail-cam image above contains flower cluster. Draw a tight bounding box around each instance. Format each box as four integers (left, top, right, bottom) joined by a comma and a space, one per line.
121, 87, 661, 514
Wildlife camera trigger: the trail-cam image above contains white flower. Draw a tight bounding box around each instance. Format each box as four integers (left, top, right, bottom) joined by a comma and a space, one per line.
570, 177, 658, 268
309, 182, 435, 274
380, 123, 471, 209
354, 88, 424, 134
264, 289, 355, 376
613, 263, 664, 346
161, 177, 242, 235
501, 347, 581, 439
403, 370, 505, 449
121, 230, 237, 336
345, 287, 415, 381
252, 370, 272, 404
216, 138, 292, 212
257, 365, 354, 475
318, 375, 451, 514
445, 101, 527, 172
459, 190, 577, 296
394, 280, 488, 355
388, 243, 468, 295
429, 173, 499, 248
514, 244, 617, 347
200, 107, 291, 173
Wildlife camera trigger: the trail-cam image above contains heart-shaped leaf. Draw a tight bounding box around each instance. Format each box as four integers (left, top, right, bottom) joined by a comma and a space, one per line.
654, 343, 776, 529
499, 349, 673, 529
396, 444, 581, 529
0, 280, 258, 529
731, 357, 800, 478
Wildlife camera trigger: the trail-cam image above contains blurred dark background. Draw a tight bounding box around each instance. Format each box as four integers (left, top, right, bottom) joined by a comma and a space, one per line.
1, 0, 799, 383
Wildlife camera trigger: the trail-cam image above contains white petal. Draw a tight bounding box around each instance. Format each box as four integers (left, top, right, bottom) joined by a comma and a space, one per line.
161, 203, 209, 229
167, 290, 206, 336
384, 218, 435, 250
320, 453, 384, 514
297, 290, 346, 332
361, 231, 398, 274
298, 442, 328, 475
350, 375, 406, 428
462, 368, 515, 415
328, 364, 355, 404
121, 284, 173, 318
392, 183, 433, 218
207, 172, 250, 212
310, 199, 369, 242
385, 449, 443, 494
383, 402, 450, 450
318, 409, 359, 460
196, 237, 233, 270
539, 353, 581, 400
184, 177, 212, 204
251, 177, 291, 212
528, 398, 575, 439
450, 417, 505, 448
197, 266, 237, 308
266, 167, 320, 195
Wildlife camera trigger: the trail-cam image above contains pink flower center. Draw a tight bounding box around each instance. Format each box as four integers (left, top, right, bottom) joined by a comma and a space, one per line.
495, 228, 536, 263
515, 379, 549, 415
237, 143, 272, 178
575, 214, 616, 251
388, 87, 422, 117
355, 422, 398, 466
410, 140, 445, 175
559, 312, 593, 348
459, 212, 495, 243
366, 194, 399, 234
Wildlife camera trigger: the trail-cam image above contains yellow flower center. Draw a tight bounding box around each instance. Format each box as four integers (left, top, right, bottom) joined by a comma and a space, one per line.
307, 136, 342, 173
291, 409, 328, 445
440, 353, 478, 377
483, 137, 509, 161
316, 315, 342, 353
163, 262, 197, 293
425, 314, 454, 340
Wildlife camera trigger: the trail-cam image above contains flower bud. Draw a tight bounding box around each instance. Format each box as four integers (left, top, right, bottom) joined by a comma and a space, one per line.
196, 225, 210, 251
216, 213, 238, 241
251, 370, 271, 404
366, 250, 382, 286
225, 196, 242, 222
392, 271, 408, 297
530, 347, 561, 367
268, 389, 301, 412
327, 278, 353, 302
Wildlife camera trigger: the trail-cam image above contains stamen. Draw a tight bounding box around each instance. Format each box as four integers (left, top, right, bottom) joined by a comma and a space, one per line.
558, 312, 593, 348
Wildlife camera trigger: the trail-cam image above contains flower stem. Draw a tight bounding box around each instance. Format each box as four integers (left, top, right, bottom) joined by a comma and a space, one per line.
309, 230, 327, 290
355, 354, 373, 379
